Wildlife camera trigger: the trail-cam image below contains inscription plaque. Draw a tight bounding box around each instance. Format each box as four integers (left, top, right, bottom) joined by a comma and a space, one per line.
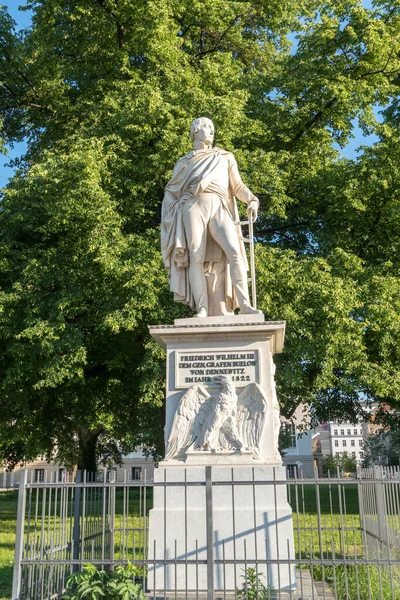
175, 349, 259, 388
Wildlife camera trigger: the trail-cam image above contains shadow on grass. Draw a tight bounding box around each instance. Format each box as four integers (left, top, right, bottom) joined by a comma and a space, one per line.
0, 542, 15, 551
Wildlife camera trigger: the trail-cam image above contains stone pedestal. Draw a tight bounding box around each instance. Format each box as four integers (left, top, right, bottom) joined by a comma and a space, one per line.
148, 315, 296, 593
148, 464, 296, 593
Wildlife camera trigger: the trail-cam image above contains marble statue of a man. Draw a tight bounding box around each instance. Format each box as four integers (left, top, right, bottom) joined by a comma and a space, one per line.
161, 117, 260, 318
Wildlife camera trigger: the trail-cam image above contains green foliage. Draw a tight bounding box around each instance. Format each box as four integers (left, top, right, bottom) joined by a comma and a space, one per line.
1, 0, 400, 467
323, 452, 357, 475
0, 138, 175, 469
362, 430, 400, 467
278, 422, 294, 456
62, 564, 144, 600
237, 567, 276, 600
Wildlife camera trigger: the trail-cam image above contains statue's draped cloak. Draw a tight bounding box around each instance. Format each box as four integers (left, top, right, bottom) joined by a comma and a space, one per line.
161, 147, 248, 310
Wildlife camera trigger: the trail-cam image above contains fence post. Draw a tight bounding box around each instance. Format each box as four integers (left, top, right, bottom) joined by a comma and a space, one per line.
12, 468, 28, 600
374, 465, 389, 547
357, 470, 366, 541
109, 470, 116, 572
205, 466, 214, 600
72, 470, 82, 572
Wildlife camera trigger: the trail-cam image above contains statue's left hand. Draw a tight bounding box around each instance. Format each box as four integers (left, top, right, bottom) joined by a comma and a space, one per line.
247, 199, 259, 222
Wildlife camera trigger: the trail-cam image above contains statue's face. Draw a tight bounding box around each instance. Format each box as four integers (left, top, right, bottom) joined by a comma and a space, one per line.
195, 119, 214, 145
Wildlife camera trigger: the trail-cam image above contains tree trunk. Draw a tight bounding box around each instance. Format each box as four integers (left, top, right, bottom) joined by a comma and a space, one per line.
77, 427, 102, 474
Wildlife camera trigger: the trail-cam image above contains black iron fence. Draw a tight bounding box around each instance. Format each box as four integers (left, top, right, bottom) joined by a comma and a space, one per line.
11, 465, 400, 600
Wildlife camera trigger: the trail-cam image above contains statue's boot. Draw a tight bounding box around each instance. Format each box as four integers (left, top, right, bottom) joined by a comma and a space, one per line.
230, 258, 262, 315
240, 304, 262, 315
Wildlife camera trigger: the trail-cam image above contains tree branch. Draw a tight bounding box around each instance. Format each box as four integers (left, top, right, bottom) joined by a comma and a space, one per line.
289, 97, 337, 147
94, 0, 125, 49
196, 15, 241, 57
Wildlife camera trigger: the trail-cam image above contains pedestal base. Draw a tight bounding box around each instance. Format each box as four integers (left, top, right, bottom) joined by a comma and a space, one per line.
148, 465, 296, 593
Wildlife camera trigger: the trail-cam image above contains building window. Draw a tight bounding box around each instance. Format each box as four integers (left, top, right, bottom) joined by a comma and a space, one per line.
360, 452, 364, 459
351, 440, 355, 447
283, 422, 296, 449
352, 452, 356, 458
34, 469, 45, 483
286, 464, 298, 479
340, 429, 344, 435
343, 440, 347, 447
131, 467, 142, 481
334, 440, 339, 447
354, 429, 357, 435
347, 429, 351, 435
334, 429, 338, 435
359, 440, 363, 446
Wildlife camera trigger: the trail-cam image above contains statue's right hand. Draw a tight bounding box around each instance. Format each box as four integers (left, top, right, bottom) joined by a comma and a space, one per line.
247, 200, 258, 222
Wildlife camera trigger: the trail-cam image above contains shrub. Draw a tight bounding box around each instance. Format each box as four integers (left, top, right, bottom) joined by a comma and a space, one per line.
236, 567, 277, 600
62, 563, 144, 600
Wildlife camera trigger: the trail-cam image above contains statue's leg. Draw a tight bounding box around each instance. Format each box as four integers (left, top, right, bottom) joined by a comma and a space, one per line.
181, 198, 209, 315
209, 207, 252, 309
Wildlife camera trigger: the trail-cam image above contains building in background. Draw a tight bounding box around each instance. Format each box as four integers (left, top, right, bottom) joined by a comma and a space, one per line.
1, 449, 155, 489
328, 421, 367, 463
312, 409, 385, 468
281, 405, 315, 478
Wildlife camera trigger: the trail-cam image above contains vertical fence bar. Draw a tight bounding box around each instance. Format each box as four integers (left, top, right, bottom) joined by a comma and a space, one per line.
315, 474, 324, 588
251, 467, 259, 600
122, 469, 127, 562
374, 466, 389, 547
184, 469, 188, 600
72, 470, 82, 572
231, 468, 238, 597
205, 466, 214, 600
39, 471, 47, 600
143, 471, 148, 580
101, 468, 107, 568
273, 467, 281, 595
12, 469, 28, 600
163, 469, 167, 599
109, 470, 116, 571
80, 471, 87, 566
336, 467, 349, 599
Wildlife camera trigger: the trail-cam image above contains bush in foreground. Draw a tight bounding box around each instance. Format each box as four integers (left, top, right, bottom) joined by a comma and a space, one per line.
62, 564, 144, 600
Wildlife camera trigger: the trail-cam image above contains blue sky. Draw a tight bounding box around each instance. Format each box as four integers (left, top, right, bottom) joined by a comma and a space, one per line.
2, 1, 32, 29
0, 0, 380, 188
0, 1, 32, 187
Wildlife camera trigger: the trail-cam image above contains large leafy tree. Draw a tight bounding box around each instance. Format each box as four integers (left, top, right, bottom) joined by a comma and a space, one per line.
1, 0, 400, 470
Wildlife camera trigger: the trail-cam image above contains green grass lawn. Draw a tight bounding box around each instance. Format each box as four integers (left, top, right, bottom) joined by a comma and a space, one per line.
0, 491, 18, 600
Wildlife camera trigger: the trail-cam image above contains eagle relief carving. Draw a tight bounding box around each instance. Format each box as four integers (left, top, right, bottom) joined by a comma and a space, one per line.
166, 375, 268, 460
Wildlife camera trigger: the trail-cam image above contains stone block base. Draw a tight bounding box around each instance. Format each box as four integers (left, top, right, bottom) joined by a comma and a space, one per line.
148, 465, 296, 593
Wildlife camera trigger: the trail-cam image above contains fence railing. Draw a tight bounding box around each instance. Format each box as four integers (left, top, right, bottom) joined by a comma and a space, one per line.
0, 469, 19, 489
359, 466, 400, 557
11, 465, 400, 600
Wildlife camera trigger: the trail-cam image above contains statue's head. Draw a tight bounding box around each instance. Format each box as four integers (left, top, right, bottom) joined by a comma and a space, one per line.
190, 117, 215, 145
